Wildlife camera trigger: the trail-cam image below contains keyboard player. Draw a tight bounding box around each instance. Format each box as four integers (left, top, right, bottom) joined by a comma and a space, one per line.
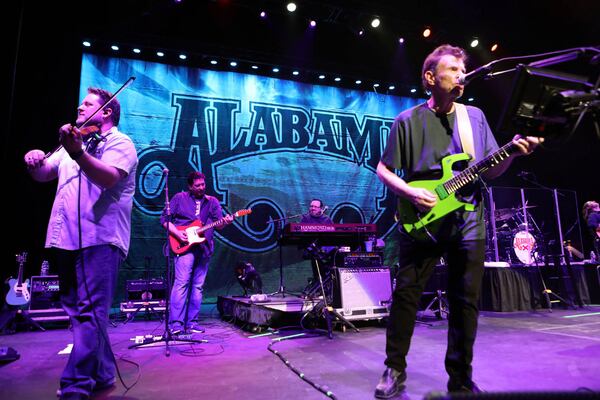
300, 199, 335, 296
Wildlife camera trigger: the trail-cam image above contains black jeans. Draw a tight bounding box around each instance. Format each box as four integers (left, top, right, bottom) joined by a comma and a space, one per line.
384, 231, 485, 386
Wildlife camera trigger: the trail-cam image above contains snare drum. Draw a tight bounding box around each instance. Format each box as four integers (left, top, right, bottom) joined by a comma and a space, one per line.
512, 230, 537, 265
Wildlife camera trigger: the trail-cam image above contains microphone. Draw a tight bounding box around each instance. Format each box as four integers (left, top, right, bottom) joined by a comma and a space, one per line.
322, 206, 329, 212
163, 168, 169, 176
458, 64, 493, 85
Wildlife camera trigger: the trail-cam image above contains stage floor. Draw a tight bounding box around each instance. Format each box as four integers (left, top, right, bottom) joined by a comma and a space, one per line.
1, 305, 600, 399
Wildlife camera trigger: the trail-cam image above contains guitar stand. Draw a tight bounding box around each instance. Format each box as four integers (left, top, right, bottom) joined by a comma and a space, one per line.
421, 289, 449, 321
15, 309, 46, 332
302, 259, 359, 339
533, 253, 574, 311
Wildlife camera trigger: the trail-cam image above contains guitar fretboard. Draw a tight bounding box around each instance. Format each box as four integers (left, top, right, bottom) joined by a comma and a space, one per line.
443, 142, 518, 194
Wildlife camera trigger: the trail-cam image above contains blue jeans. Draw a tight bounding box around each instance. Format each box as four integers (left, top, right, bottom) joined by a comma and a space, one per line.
54, 245, 123, 396
170, 246, 210, 330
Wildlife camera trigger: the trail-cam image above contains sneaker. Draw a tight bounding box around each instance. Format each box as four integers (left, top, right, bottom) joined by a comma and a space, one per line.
186, 324, 205, 334
169, 326, 183, 336
374, 367, 407, 399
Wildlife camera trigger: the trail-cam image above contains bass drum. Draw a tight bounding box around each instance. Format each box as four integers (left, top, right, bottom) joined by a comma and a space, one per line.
512, 230, 537, 265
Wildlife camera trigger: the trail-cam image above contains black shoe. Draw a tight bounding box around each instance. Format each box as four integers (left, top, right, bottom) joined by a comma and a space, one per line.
447, 381, 483, 393
374, 367, 407, 399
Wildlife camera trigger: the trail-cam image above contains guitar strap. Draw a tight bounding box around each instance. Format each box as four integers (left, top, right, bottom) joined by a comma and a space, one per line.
454, 102, 475, 161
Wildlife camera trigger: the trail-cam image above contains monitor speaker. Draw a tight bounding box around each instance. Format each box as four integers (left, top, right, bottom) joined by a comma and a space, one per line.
332, 266, 392, 321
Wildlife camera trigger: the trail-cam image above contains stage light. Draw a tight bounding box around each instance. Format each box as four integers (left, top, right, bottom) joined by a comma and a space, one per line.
358, 29, 364, 36
251, 65, 259, 69
235, 261, 263, 296
179, 54, 187, 60
111, 45, 119, 51
292, 70, 299, 76
423, 28, 431, 38
260, 11, 266, 18
410, 88, 417, 93
371, 18, 380, 28
286, 2, 296, 12
491, 43, 498, 52
468, 97, 475, 102
470, 38, 479, 48
318, 74, 325, 79
334, 77, 341, 82
230, 61, 238, 67
82, 41, 91, 47
309, 20, 316, 28
373, 83, 380, 88
157, 51, 165, 57
388, 85, 395, 90
272, 67, 280, 73
355, 80, 362, 85
210, 60, 218, 65
133, 48, 141, 54
398, 37, 405, 44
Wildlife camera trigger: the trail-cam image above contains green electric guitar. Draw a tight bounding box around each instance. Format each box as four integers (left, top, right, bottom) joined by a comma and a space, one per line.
398, 141, 519, 240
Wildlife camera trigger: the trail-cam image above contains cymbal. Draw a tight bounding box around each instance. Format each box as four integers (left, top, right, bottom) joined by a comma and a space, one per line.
494, 208, 514, 221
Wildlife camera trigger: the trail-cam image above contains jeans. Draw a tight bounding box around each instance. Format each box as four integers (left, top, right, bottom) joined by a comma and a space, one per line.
384, 231, 485, 387
54, 245, 123, 396
169, 246, 210, 330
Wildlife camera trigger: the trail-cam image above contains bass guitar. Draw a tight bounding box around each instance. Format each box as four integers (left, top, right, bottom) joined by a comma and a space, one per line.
398, 141, 518, 240
6, 252, 31, 306
169, 209, 252, 255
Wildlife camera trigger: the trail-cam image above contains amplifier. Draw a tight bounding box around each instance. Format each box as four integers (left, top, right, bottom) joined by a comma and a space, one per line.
126, 279, 166, 301
29, 275, 62, 310
332, 266, 392, 321
335, 251, 383, 268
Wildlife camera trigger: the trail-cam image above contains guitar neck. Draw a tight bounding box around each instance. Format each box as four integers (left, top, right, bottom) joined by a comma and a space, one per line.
444, 141, 518, 194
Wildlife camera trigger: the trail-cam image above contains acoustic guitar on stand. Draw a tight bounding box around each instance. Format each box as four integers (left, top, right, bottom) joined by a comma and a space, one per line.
169, 209, 252, 255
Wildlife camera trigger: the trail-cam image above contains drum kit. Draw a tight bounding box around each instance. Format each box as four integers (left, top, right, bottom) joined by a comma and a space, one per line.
493, 205, 544, 265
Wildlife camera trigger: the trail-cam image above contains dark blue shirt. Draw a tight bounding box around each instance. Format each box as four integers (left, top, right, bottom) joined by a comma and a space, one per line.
161, 191, 223, 255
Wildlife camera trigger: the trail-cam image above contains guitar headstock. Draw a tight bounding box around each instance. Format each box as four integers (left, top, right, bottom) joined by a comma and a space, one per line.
15, 252, 28, 263
234, 209, 252, 217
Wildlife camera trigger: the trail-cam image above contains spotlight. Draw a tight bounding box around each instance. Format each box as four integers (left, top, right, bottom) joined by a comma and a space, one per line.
373, 83, 380, 88
388, 85, 395, 90
292, 70, 299, 76
470, 39, 479, 48
157, 51, 165, 57
251, 65, 259, 69
230, 61, 238, 67
179, 54, 187, 60
309, 20, 316, 28
468, 97, 475, 102
210, 60, 218, 65
410, 88, 417, 93
358, 29, 364, 36
235, 261, 263, 296
272, 67, 280, 73
286, 2, 296, 12
398, 37, 405, 44
334, 77, 341, 82
318, 74, 325, 79
82, 41, 91, 47
371, 18, 380, 28
491, 43, 498, 52
423, 28, 431, 38
133, 48, 141, 54
110, 45, 119, 51
260, 10, 266, 18
355, 80, 362, 85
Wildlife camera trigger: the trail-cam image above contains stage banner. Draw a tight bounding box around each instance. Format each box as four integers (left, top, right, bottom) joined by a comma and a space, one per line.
80, 53, 421, 300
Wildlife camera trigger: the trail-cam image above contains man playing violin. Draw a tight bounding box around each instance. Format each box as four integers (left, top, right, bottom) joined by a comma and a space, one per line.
24, 87, 138, 400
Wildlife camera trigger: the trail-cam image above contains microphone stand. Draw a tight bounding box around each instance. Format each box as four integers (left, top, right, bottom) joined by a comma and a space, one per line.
129, 170, 206, 355
268, 214, 302, 298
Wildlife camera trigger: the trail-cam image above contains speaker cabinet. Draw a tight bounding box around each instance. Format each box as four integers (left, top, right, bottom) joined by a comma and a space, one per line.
332, 266, 392, 321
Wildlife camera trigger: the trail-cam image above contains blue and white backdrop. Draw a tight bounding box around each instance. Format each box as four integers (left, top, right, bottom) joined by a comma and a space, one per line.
80, 53, 421, 300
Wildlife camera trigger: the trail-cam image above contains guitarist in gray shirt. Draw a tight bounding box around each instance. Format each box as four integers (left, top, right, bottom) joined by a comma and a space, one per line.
374, 44, 543, 398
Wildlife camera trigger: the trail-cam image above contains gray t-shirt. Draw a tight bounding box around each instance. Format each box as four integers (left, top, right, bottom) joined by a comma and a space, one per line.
380, 102, 499, 240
